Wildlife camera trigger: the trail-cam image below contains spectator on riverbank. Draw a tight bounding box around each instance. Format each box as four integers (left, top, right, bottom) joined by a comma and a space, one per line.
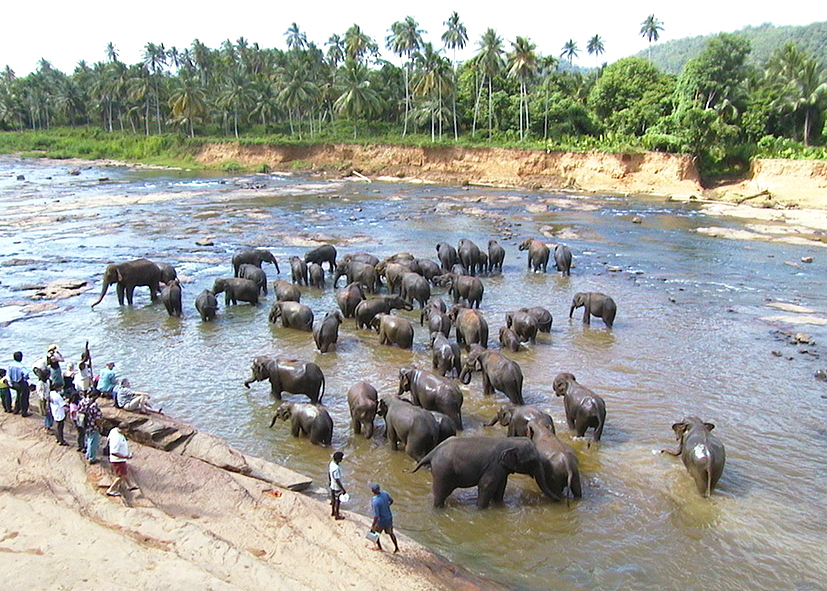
75, 359, 93, 393
115, 379, 161, 414
34, 366, 53, 430
46, 344, 65, 391
8, 351, 31, 416
0, 369, 11, 413
369, 483, 399, 553
77, 390, 102, 463
49, 388, 68, 446
97, 362, 117, 402
328, 451, 346, 520
106, 422, 137, 497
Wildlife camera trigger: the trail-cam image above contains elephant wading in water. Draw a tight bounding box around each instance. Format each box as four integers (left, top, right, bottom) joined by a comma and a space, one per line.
232, 249, 280, 277
487, 240, 505, 273
195, 289, 218, 321
305, 244, 337, 274
527, 420, 582, 501
521, 307, 553, 333
421, 303, 452, 338
457, 238, 483, 276
213, 278, 259, 306
434, 273, 484, 309
334, 260, 380, 293
430, 332, 462, 378
274, 280, 301, 302
90, 258, 162, 307
269, 301, 314, 331
436, 242, 458, 271
244, 356, 325, 404
410, 436, 561, 508
347, 381, 378, 438
570, 292, 617, 328
371, 313, 414, 349
156, 262, 177, 285
486, 403, 554, 437
399, 272, 431, 309
499, 326, 522, 353
553, 244, 572, 276
308, 263, 325, 289
398, 366, 463, 430
460, 344, 524, 405
313, 311, 342, 353
449, 306, 489, 350
160, 278, 183, 317
553, 372, 606, 444
354, 295, 412, 329
518, 239, 550, 273
505, 310, 538, 343
377, 395, 441, 461
290, 256, 309, 286
662, 416, 725, 498
238, 263, 268, 296
336, 281, 365, 318
270, 402, 333, 446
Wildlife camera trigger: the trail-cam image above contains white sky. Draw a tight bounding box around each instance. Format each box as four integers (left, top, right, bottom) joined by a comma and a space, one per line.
4, 1, 826, 75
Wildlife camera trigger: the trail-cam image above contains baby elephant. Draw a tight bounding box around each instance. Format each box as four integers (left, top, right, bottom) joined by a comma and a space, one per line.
570, 292, 616, 328
195, 289, 218, 321
371, 313, 414, 349
663, 417, 725, 498
553, 372, 606, 445
347, 381, 378, 439
269, 402, 333, 446
313, 311, 343, 353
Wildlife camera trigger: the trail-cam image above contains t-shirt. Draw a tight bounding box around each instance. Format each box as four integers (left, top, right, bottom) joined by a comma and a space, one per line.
0, 376, 9, 390
98, 368, 117, 393
115, 386, 135, 408
49, 391, 66, 422
108, 428, 129, 464
328, 460, 343, 491
371, 490, 393, 526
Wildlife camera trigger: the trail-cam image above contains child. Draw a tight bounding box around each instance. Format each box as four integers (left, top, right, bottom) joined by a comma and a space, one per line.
0, 369, 11, 413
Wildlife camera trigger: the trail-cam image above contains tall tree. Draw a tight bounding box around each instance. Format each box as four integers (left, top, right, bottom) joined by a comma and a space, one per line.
561, 40, 579, 67
587, 35, 605, 68
105, 42, 119, 63
507, 36, 538, 140
640, 14, 664, 62
142, 42, 167, 133
168, 76, 207, 137
387, 17, 424, 136
326, 34, 345, 68
442, 11, 468, 140
473, 28, 505, 139
334, 59, 380, 138
413, 42, 453, 141
285, 23, 307, 50
344, 24, 378, 64
767, 44, 827, 145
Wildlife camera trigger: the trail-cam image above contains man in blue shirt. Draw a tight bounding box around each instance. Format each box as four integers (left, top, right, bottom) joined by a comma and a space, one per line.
369, 483, 399, 553
97, 362, 117, 402
8, 351, 31, 416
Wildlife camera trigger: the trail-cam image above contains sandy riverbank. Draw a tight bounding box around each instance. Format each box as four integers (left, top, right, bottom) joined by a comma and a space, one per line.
0, 410, 503, 591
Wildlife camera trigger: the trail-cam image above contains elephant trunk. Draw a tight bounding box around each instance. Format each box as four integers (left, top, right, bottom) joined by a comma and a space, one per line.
90, 279, 111, 308
459, 366, 472, 385
569, 303, 576, 318
484, 414, 500, 427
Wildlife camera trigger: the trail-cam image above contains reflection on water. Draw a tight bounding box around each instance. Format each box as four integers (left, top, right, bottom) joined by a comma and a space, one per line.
2, 156, 827, 591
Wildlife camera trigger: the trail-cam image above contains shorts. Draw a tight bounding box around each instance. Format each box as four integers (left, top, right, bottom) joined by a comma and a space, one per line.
375, 521, 393, 533
112, 461, 128, 477
330, 489, 342, 503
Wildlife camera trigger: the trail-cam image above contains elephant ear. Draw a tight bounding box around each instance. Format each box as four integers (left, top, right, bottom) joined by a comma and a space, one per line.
501, 408, 513, 426
671, 422, 688, 439
703, 422, 715, 432
500, 447, 520, 472
115, 267, 125, 283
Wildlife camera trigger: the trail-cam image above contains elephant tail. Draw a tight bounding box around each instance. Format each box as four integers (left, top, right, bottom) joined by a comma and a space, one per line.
319, 374, 325, 404
407, 449, 435, 474
587, 412, 605, 449
705, 453, 713, 498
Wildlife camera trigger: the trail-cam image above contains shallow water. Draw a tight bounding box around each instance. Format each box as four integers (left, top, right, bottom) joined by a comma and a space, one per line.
2, 156, 827, 591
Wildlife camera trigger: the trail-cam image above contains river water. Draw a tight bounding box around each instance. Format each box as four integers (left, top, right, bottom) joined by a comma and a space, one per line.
2, 156, 826, 591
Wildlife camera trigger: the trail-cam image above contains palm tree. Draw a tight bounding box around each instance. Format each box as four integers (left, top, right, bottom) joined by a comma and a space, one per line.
143, 42, 167, 133
768, 44, 827, 146
587, 35, 605, 68
387, 17, 424, 136
561, 40, 579, 67
334, 60, 380, 138
442, 11, 468, 140
105, 42, 119, 63
168, 76, 207, 137
413, 42, 453, 141
344, 24, 378, 64
285, 23, 307, 50
473, 28, 505, 139
250, 77, 281, 129
191, 39, 212, 86
219, 72, 254, 138
326, 34, 345, 68
538, 55, 559, 139
640, 14, 664, 62
507, 36, 538, 140
278, 62, 319, 137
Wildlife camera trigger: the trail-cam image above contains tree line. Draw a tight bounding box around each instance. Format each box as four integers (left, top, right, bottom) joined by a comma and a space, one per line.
1, 14, 825, 173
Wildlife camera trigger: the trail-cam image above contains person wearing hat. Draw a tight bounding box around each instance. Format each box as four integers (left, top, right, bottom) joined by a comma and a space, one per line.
328, 451, 346, 520
106, 421, 138, 497
369, 483, 399, 553
45, 344, 65, 391
97, 362, 118, 403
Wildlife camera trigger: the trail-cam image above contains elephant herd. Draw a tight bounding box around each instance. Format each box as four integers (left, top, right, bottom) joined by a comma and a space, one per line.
89, 237, 725, 505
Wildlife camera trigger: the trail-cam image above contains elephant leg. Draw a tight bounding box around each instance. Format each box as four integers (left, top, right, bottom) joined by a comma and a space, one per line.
583, 308, 591, 325
126, 286, 136, 306
575, 418, 588, 437
365, 421, 374, 439
432, 479, 454, 508
477, 473, 503, 509
482, 374, 494, 397
225, 293, 231, 306
351, 417, 361, 434
116, 283, 126, 305
387, 425, 399, 450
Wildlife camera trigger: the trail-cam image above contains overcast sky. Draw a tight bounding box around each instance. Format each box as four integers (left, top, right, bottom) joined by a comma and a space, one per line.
4, 1, 825, 75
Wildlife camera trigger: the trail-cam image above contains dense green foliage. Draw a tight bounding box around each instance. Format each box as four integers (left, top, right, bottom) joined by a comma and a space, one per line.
2, 18, 827, 177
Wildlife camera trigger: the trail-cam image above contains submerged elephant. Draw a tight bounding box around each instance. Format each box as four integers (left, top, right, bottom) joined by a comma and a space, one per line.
270, 402, 333, 446
553, 372, 606, 444
313, 311, 342, 353
232, 248, 280, 277
243, 356, 325, 403
238, 263, 268, 296
485, 403, 554, 437
195, 289, 218, 321
377, 395, 441, 461
527, 420, 582, 501
399, 366, 463, 430
570, 292, 616, 328
347, 381, 378, 439
305, 244, 337, 274
499, 326, 522, 353
213, 277, 259, 305
518, 239, 550, 273
336, 281, 366, 318
460, 344, 524, 405
160, 278, 183, 317
90, 258, 162, 307
269, 301, 314, 331
410, 436, 561, 508
662, 416, 725, 498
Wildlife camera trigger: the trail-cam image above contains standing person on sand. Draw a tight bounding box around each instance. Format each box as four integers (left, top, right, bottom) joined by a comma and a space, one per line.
0, 369, 12, 413
78, 391, 103, 464
369, 483, 399, 553
48, 387, 69, 446
106, 422, 138, 496
34, 366, 53, 430
8, 351, 31, 416
329, 451, 347, 520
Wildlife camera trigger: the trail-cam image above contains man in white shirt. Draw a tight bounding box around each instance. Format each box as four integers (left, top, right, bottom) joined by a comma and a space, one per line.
106, 423, 138, 497
328, 451, 346, 520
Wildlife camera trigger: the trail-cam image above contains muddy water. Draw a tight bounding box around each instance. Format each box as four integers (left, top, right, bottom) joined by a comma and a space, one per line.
2, 156, 826, 591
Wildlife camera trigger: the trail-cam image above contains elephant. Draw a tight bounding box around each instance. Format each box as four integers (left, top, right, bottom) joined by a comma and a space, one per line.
416, 259, 443, 284
553, 244, 572, 276
274, 280, 301, 302
381, 251, 419, 273
436, 242, 458, 271
410, 436, 561, 508
487, 240, 505, 273
244, 356, 325, 404
570, 292, 617, 328
662, 416, 726, 498
486, 403, 555, 437
399, 272, 431, 308
505, 310, 538, 343
527, 420, 582, 500
371, 313, 414, 349
342, 252, 380, 267
232, 248, 280, 277
448, 306, 489, 350
457, 238, 482, 276
160, 278, 183, 317
290, 256, 309, 285
269, 301, 314, 331
377, 395, 440, 461
429, 411, 457, 444
553, 372, 606, 444
308, 262, 325, 289
430, 331, 462, 378
212, 277, 259, 305
334, 260, 379, 293
460, 344, 524, 405
421, 303, 452, 338
450, 263, 468, 276
269, 402, 333, 446
434, 273, 484, 309
305, 244, 337, 274
195, 289, 218, 321
499, 326, 522, 353
477, 252, 489, 275
336, 281, 366, 318
347, 381, 378, 438
156, 262, 177, 285
378, 262, 409, 295
238, 263, 268, 296
521, 307, 553, 333
354, 295, 413, 329
313, 311, 342, 353
398, 366, 463, 430
90, 258, 162, 307
518, 239, 550, 273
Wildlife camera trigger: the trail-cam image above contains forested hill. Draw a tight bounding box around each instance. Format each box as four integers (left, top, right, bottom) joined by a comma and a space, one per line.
637, 21, 827, 74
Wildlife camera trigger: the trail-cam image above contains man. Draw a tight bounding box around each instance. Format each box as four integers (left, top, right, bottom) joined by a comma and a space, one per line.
369, 483, 399, 553
77, 391, 103, 464
8, 351, 31, 416
97, 362, 117, 402
328, 451, 346, 520
115, 378, 161, 414
48, 387, 69, 446
106, 422, 138, 497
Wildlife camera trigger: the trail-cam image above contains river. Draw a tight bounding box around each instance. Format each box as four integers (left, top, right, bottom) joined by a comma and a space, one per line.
2, 156, 826, 591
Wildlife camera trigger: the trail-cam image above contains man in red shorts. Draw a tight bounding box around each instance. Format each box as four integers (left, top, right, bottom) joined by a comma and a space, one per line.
106, 422, 138, 497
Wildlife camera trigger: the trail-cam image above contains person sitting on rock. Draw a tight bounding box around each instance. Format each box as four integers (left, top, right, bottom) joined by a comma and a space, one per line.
114, 379, 162, 414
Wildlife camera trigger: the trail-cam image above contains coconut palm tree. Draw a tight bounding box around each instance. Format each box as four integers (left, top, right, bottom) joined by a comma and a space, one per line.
587, 35, 605, 68
387, 16, 424, 136
326, 34, 345, 68
640, 14, 664, 62
169, 76, 207, 137
413, 42, 453, 141
344, 24, 378, 64
442, 11, 468, 140
561, 40, 579, 67
105, 42, 119, 63
142, 42, 167, 133
334, 59, 380, 138
768, 44, 827, 146
507, 36, 538, 140
285, 23, 307, 51
219, 71, 254, 138
473, 28, 505, 140
278, 62, 319, 138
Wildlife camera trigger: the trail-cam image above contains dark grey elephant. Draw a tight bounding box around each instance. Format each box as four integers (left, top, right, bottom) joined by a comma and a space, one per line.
243, 356, 325, 403
274, 280, 301, 302
518, 239, 550, 273
487, 240, 505, 273
662, 416, 725, 498
398, 366, 463, 430
269, 301, 314, 331
195, 289, 218, 321
505, 310, 538, 343
90, 258, 162, 307
213, 277, 259, 305
313, 311, 342, 353
232, 248, 280, 277
400, 272, 431, 308
270, 402, 333, 446
410, 436, 561, 508
436, 242, 458, 271
354, 295, 412, 329
377, 395, 440, 461
342, 252, 380, 267
417, 259, 443, 283
430, 331, 462, 378
160, 278, 183, 317
238, 263, 268, 296
334, 260, 379, 293
371, 313, 414, 349
553, 244, 572, 276
435, 273, 484, 309
457, 238, 483, 276
336, 281, 365, 318
570, 292, 617, 328
553, 372, 606, 444
305, 244, 337, 274
521, 307, 553, 333
429, 411, 457, 444
308, 262, 325, 289
499, 326, 522, 352
460, 344, 524, 405
156, 262, 177, 285
290, 256, 309, 285
347, 381, 378, 438
421, 303, 452, 337
527, 420, 582, 501
449, 306, 489, 350
485, 403, 554, 437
